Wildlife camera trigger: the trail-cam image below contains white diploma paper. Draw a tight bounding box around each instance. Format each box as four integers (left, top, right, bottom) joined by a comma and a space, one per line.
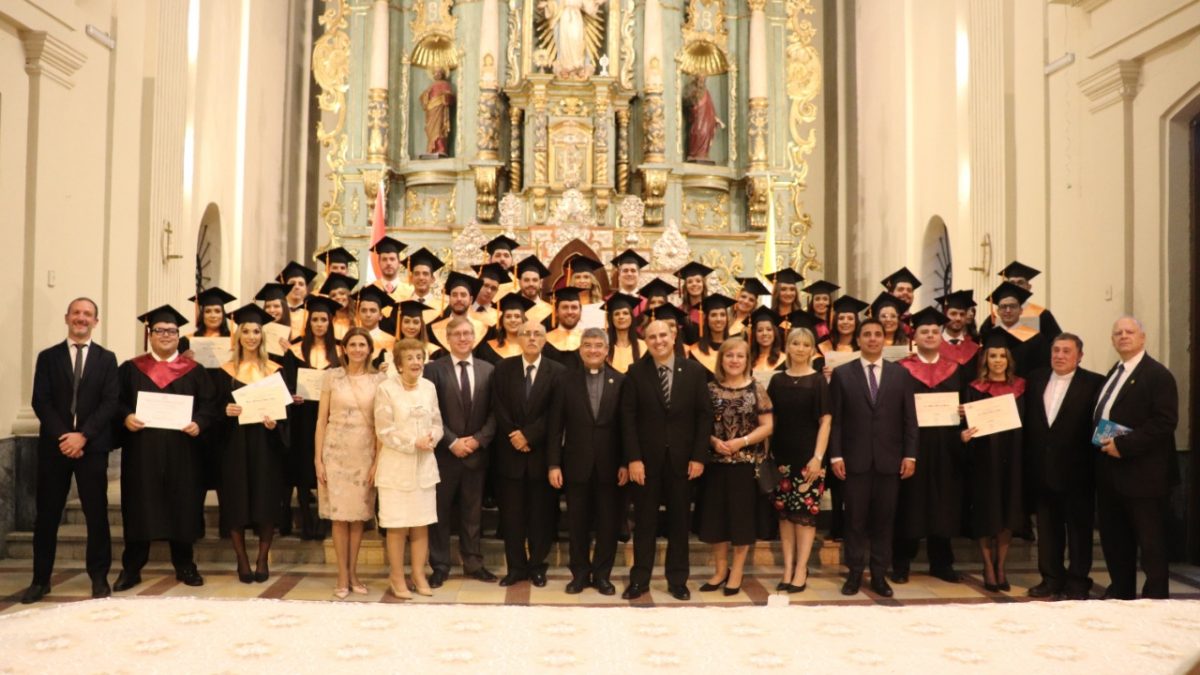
263, 322, 293, 356
882, 345, 912, 362
232, 372, 293, 425
823, 350, 861, 370
135, 392, 194, 430
962, 393, 1022, 438
579, 304, 606, 330
915, 392, 961, 428
189, 337, 233, 369
295, 368, 326, 401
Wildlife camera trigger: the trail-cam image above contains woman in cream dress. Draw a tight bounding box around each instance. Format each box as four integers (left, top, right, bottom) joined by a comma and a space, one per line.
373, 338, 443, 599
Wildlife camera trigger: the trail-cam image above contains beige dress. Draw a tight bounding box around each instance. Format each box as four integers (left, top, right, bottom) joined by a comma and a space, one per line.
374, 377, 443, 528
317, 368, 385, 521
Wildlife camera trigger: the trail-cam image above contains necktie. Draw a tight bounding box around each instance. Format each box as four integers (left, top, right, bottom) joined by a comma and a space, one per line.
385, 283, 394, 294
950, 338, 961, 345
70, 343, 84, 427
1094, 364, 1125, 426
525, 364, 535, 399
867, 363, 879, 405
658, 365, 671, 408
458, 361, 473, 418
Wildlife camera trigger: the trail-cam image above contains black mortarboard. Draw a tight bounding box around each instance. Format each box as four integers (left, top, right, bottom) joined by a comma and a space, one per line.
644, 304, 687, 324
515, 254, 551, 279
319, 272, 358, 294
304, 295, 341, 316
936, 289, 976, 310
831, 295, 869, 316
675, 261, 714, 280
474, 262, 511, 283
444, 271, 482, 295
998, 260, 1041, 281
870, 291, 911, 317
370, 236, 407, 255
402, 247, 445, 273
987, 281, 1033, 306
397, 300, 431, 319
353, 285, 395, 309
230, 303, 275, 326
735, 277, 771, 297
255, 283, 291, 302
319, 246, 357, 266
784, 310, 820, 332
880, 266, 922, 290
277, 262, 317, 285
564, 254, 605, 277
803, 280, 841, 297
498, 293, 536, 313
138, 304, 189, 327
766, 268, 804, 286
638, 277, 676, 299
701, 293, 736, 313
552, 287, 583, 305
748, 306, 781, 327
482, 234, 520, 255
603, 292, 642, 314
189, 287, 237, 307
909, 306, 949, 328
982, 330, 1018, 351
611, 249, 650, 269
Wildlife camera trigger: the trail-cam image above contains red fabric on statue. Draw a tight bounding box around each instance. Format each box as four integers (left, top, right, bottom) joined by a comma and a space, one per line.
132, 353, 199, 389
687, 86, 719, 161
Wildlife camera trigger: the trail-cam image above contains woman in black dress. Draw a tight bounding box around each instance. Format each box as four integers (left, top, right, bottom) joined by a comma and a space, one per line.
766, 327, 831, 592
185, 287, 236, 500
217, 304, 290, 583
961, 333, 1025, 592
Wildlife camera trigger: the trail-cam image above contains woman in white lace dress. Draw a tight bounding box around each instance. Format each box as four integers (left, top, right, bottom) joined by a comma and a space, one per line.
373, 338, 443, 599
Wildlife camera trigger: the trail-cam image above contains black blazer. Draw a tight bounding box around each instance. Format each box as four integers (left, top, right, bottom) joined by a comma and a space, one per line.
424, 355, 497, 471
491, 355, 566, 479
828, 359, 918, 474
31, 340, 120, 454
1097, 354, 1178, 499
1023, 367, 1104, 494
550, 365, 624, 483
620, 355, 713, 475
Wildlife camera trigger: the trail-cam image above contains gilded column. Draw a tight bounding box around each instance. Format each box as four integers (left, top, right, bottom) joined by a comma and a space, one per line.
616, 107, 630, 194
509, 106, 524, 193
593, 85, 612, 211
745, 0, 770, 230
639, 0, 667, 224
531, 81, 550, 219
473, 0, 504, 220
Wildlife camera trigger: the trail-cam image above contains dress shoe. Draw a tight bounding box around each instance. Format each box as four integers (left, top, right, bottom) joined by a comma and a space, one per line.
91, 578, 112, 599
997, 580, 1011, 592
176, 568, 204, 587
253, 565, 270, 583
983, 581, 1000, 593
699, 571, 730, 592
113, 571, 142, 592
531, 571, 548, 587
870, 577, 894, 598
594, 579, 616, 596
889, 568, 909, 584
930, 567, 962, 583
565, 577, 589, 594
841, 571, 862, 596
237, 567, 254, 584
499, 572, 528, 587
468, 568, 498, 583
617, 531, 631, 543
1062, 588, 1090, 601
786, 583, 807, 593
775, 581, 791, 591
621, 583, 647, 600
722, 585, 741, 597
1027, 581, 1061, 598
668, 584, 691, 601
20, 584, 50, 604
428, 570, 448, 589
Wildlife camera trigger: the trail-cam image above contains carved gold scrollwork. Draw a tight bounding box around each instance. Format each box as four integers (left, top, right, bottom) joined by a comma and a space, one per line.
477, 89, 502, 159
313, 0, 351, 240
681, 0, 729, 76
785, 0, 821, 275
405, 186, 459, 227
411, 0, 460, 70
642, 92, 666, 163
641, 168, 668, 227
619, 0, 635, 89
682, 193, 729, 232
700, 247, 744, 294
507, 0, 523, 86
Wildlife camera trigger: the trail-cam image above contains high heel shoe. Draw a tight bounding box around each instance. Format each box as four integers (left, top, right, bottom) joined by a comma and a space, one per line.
997, 577, 1011, 592
700, 571, 730, 592
350, 582, 368, 595
775, 580, 792, 592
411, 576, 434, 597
333, 587, 350, 600
253, 564, 270, 583
389, 581, 412, 600
723, 584, 742, 597
237, 563, 253, 584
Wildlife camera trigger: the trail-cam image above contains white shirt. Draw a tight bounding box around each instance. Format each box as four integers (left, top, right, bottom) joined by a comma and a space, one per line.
66, 338, 93, 372
381, 277, 401, 293
150, 349, 180, 363
916, 351, 940, 365
452, 354, 475, 393
859, 356, 884, 389
521, 354, 543, 386
1044, 369, 1076, 426
942, 328, 966, 344
1096, 350, 1145, 421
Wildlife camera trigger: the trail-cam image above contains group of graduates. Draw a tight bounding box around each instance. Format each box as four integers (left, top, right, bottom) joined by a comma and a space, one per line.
22, 231, 1179, 604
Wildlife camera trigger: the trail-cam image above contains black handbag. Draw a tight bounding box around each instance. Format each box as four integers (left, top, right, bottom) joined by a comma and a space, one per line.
755, 454, 782, 495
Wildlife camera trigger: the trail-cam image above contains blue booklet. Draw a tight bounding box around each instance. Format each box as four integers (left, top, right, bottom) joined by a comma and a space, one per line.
1092, 418, 1132, 447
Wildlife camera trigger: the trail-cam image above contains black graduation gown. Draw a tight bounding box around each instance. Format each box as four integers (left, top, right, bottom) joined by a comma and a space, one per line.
214, 369, 290, 530
116, 356, 218, 542
896, 357, 966, 539
964, 380, 1026, 538
281, 349, 333, 491
199, 366, 228, 491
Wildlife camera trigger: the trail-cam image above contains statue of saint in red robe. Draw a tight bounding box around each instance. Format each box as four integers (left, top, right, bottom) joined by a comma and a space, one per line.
420, 68, 456, 157
686, 75, 724, 162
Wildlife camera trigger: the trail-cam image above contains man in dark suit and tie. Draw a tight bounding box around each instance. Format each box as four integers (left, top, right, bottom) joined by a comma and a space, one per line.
24, 298, 120, 603
621, 319, 713, 601
548, 328, 627, 596
424, 317, 498, 587
1094, 316, 1178, 600
829, 318, 918, 597
491, 320, 566, 587
1024, 333, 1105, 599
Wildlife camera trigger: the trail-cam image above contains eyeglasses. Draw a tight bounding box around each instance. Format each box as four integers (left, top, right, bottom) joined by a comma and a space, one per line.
150, 328, 179, 336
997, 303, 1021, 311
518, 331, 545, 338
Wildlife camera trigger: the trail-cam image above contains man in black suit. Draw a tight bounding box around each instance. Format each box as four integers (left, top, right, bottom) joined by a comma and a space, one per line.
1024, 333, 1105, 599
829, 318, 918, 597
424, 317, 498, 587
621, 319, 713, 601
548, 328, 626, 595
1094, 316, 1178, 600
491, 320, 566, 587
24, 298, 120, 603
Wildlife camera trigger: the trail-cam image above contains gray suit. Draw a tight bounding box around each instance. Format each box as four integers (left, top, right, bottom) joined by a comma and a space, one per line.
424, 354, 497, 574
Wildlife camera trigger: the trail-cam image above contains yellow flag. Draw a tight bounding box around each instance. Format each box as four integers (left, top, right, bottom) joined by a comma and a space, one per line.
761, 177, 777, 276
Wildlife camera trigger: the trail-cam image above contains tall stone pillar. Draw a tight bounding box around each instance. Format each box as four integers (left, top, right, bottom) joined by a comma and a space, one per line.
639, 0, 667, 224
966, 0, 1007, 291
745, 0, 770, 230
472, 0, 504, 221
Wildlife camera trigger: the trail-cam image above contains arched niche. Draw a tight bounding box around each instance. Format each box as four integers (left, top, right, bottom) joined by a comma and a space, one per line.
196, 203, 222, 292
920, 215, 951, 308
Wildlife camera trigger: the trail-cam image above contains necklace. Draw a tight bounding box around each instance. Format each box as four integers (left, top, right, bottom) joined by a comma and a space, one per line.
400, 377, 420, 391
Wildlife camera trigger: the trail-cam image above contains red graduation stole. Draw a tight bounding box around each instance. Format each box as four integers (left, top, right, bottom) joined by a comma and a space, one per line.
939, 337, 980, 366
133, 353, 199, 390
970, 377, 1026, 399
899, 354, 960, 389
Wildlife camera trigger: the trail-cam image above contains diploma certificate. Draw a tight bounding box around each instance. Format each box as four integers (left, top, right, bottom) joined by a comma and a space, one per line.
962, 393, 1021, 438
579, 304, 606, 330
882, 345, 912, 362
135, 392, 194, 430
295, 368, 326, 401
189, 337, 233, 369
915, 392, 961, 427
232, 372, 293, 425
263, 322, 293, 356
823, 350, 861, 370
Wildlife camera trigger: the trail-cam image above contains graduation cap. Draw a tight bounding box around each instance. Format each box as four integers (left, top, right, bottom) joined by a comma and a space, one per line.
735, 276, 771, 297
370, 236, 407, 256
230, 303, 275, 326
255, 283, 291, 303
998, 260, 1041, 281
831, 295, 869, 316
701, 293, 736, 314
564, 253, 605, 279
498, 293, 536, 313
515, 254, 551, 279
909, 306, 949, 328
138, 304, 189, 327
784, 310, 821, 333
474, 262, 511, 283
987, 281, 1033, 306
982, 329, 1018, 351
188, 287, 237, 307
318, 246, 357, 267
803, 280, 841, 297
552, 287, 584, 305
482, 234, 520, 255
402, 247, 445, 273
396, 300, 431, 319
603, 292, 642, 314
936, 289, 976, 310
748, 306, 782, 327
880, 267, 922, 290
353, 285, 396, 309
638, 277, 677, 300
444, 271, 482, 296
611, 248, 650, 269
766, 268, 804, 286
644, 303, 687, 325
277, 262, 317, 285
304, 295, 341, 316
319, 272, 358, 295
869, 291, 911, 317
674, 261, 714, 280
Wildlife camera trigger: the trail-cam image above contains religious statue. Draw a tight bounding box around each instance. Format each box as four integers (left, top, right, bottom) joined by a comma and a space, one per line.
419, 68, 455, 158
537, 0, 607, 80
685, 74, 724, 163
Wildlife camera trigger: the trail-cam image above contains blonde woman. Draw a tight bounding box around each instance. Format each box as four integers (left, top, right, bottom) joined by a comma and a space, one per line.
374, 338, 443, 598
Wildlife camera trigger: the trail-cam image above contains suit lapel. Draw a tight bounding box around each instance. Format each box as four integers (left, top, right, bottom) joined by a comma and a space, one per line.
58, 342, 74, 382
525, 360, 552, 414
597, 369, 618, 422
668, 361, 688, 409
1110, 357, 1148, 411
443, 361, 467, 422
